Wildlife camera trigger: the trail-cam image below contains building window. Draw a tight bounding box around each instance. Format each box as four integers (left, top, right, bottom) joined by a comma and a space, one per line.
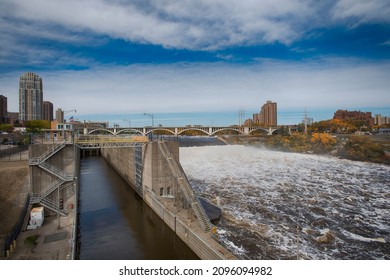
167, 187, 171, 195
160, 188, 164, 196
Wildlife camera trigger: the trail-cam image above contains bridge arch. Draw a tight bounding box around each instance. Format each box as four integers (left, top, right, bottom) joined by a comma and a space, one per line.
248, 127, 279, 135
210, 128, 243, 136
146, 128, 175, 135
88, 128, 115, 135
178, 128, 210, 136
248, 128, 269, 135
116, 128, 143, 135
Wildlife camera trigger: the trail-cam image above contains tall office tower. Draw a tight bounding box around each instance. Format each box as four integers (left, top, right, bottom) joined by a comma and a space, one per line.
42, 101, 53, 121
259, 100, 277, 126
0, 94, 7, 124
19, 72, 43, 121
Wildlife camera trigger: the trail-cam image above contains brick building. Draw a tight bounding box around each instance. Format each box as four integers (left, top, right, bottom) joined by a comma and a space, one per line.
333, 109, 374, 126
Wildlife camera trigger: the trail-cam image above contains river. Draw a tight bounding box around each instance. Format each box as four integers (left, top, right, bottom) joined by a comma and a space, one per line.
77, 156, 198, 260
180, 145, 390, 260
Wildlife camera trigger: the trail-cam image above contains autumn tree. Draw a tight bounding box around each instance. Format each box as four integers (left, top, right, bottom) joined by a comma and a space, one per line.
26, 120, 51, 134
338, 135, 386, 163
310, 133, 337, 153
0, 124, 14, 133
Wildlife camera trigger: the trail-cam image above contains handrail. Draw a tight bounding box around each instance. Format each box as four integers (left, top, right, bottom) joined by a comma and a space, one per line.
30, 195, 68, 216
29, 142, 65, 165
39, 161, 73, 181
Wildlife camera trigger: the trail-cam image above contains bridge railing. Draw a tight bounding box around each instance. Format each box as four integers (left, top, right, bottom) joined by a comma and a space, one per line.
75, 135, 149, 144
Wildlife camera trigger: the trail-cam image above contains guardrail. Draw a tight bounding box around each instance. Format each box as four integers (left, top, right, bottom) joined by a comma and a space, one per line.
0, 145, 28, 159
1, 194, 30, 258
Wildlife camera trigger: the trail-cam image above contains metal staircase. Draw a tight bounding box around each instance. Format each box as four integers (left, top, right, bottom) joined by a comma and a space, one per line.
29, 142, 66, 165
38, 161, 73, 181
29, 143, 73, 216
158, 141, 212, 232
30, 195, 69, 216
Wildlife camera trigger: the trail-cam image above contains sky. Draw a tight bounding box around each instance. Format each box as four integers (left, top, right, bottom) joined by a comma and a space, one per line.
0, 0, 389, 126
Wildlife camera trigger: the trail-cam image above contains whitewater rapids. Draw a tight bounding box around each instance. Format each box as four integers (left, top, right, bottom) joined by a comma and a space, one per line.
180, 145, 390, 260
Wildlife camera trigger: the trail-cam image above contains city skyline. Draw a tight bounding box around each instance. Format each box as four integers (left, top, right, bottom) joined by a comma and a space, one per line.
0, 1, 389, 126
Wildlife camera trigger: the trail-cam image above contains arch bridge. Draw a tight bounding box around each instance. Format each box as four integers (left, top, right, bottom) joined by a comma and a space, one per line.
82, 126, 279, 136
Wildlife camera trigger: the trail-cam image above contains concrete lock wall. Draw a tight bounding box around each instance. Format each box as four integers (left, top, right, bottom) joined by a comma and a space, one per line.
101, 142, 234, 260
101, 146, 137, 189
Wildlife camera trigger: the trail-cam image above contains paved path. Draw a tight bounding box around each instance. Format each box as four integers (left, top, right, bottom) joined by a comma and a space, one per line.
9, 210, 76, 260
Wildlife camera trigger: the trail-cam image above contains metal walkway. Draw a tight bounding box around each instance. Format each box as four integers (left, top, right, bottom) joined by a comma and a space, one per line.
75, 135, 148, 149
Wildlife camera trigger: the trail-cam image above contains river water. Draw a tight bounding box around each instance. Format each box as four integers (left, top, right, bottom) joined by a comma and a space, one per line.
180, 145, 390, 260
77, 156, 198, 260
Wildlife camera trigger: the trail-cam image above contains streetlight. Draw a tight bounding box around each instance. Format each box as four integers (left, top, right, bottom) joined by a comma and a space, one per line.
123, 119, 131, 127
62, 109, 77, 142
143, 113, 154, 127
58, 108, 76, 228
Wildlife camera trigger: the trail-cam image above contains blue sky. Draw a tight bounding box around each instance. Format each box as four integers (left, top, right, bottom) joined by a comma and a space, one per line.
0, 0, 389, 126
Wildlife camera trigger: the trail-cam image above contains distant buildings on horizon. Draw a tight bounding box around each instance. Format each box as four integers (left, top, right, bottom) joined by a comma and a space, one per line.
0, 72, 389, 128
244, 100, 278, 126
1, 72, 55, 126
333, 109, 389, 126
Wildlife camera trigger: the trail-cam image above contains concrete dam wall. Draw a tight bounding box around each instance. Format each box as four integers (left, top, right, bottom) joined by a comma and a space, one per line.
101, 141, 236, 260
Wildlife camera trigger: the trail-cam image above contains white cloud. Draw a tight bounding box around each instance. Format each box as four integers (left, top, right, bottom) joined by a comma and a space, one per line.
332, 0, 390, 24
2, 0, 388, 51
1, 59, 389, 118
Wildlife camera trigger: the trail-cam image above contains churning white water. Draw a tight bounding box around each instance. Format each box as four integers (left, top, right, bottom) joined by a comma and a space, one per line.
180, 145, 390, 260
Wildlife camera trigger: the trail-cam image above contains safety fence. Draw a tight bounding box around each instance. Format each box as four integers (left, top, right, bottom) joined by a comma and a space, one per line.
0, 194, 30, 258
0, 145, 28, 160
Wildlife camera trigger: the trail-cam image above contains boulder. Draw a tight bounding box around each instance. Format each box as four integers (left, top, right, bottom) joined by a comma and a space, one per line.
315, 230, 335, 244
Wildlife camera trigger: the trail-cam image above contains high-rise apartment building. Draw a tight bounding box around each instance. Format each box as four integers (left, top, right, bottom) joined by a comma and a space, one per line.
19, 72, 43, 121
0, 94, 7, 124
253, 100, 277, 126
42, 101, 53, 121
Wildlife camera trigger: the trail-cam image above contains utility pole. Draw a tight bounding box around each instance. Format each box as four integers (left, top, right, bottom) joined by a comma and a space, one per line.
143, 113, 154, 127
144, 113, 154, 141
123, 119, 131, 127
304, 107, 308, 134
62, 109, 77, 142
238, 109, 245, 126
58, 108, 76, 228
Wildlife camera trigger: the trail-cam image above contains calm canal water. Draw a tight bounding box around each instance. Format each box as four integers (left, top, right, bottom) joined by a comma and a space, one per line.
77, 156, 198, 260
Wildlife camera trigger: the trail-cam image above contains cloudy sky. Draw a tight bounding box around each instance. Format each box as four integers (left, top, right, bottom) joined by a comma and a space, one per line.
0, 0, 389, 126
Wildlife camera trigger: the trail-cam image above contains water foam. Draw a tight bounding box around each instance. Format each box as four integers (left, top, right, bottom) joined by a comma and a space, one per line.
180, 145, 390, 259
